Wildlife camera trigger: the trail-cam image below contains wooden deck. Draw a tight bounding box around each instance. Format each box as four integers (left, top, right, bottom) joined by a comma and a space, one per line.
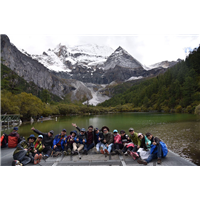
0, 147, 196, 166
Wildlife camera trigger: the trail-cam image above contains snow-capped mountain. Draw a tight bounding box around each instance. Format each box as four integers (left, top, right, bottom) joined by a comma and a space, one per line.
28, 43, 114, 72
143, 59, 182, 70
103, 46, 143, 70
2, 34, 182, 107
17, 40, 180, 105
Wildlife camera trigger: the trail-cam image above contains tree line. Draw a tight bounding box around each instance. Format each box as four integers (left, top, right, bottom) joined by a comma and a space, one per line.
1, 44, 200, 119
99, 45, 200, 114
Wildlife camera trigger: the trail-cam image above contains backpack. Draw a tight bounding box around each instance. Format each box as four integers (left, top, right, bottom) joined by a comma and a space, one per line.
150, 141, 168, 158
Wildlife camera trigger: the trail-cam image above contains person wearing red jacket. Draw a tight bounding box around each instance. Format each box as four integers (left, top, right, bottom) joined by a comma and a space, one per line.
0, 134, 4, 148
113, 129, 123, 154
8, 127, 20, 148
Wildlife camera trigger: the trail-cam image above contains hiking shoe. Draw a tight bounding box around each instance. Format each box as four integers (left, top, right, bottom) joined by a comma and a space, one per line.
63, 151, 67, 156
83, 149, 87, 154
67, 149, 71, 155
43, 155, 48, 160
115, 149, 119, 154
157, 158, 162, 164
118, 149, 123, 155
12, 160, 23, 166
94, 148, 99, 154
53, 151, 61, 157
74, 150, 78, 155
71, 150, 75, 155
129, 151, 136, 160
12, 160, 16, 166
100, 149, 105, 154
34, 154, 39, 164
104, 149, 109, 154
38, 154, 42, 163
137, 159, 147, 165
124, 151, 128, 156
111, 151, 116, 155
131, 152, 139, 160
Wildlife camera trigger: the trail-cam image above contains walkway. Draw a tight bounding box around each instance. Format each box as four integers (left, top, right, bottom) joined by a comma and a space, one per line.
0, 147, 196, 166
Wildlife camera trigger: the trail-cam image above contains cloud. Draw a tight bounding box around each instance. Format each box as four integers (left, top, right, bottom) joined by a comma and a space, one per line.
7, 34, 200, 66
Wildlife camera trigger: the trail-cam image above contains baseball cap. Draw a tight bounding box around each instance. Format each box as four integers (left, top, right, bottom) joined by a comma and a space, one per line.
113, 129, 118, 133
129, 128, 134, 131
38, 135, 43, 138
49, 130, 54, 135
138, 133, 142, 137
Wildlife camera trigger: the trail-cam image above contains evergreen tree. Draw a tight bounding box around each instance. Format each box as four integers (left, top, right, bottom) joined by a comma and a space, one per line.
41, 89, 51, 103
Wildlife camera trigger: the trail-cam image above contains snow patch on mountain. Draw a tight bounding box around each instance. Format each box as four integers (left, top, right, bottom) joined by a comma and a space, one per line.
82, 83, 110, 106
83, 88, 110, 106
33, 49, 72, 72
125, 76, 143, 82
28, 43, 114, 72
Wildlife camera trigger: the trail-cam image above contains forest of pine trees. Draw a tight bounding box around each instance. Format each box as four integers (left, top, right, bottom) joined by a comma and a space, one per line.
99, 45, 200, 114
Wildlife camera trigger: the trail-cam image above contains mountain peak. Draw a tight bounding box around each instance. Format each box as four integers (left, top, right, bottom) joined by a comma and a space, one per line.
116, 46, 123, 51
103, 46, 143, 70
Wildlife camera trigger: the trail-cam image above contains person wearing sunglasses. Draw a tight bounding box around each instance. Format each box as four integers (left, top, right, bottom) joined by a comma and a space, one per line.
12, 134, 38, 166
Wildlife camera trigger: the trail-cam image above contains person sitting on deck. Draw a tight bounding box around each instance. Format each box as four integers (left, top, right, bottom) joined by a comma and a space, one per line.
129, 128, 141, 151
120, 130, 139, 159
120, 130, 131, 155
33, 135, 44, 162
113, 129, 123, 155
8, 127, 20, 148
137, 133, 168, 165
12, 134, 38, 166
63, 130, 77, 155
72, 128, 87, 155
100, 126, 114, 155
1, 133, 8, 148
72, 123, 94, 153
136, 133, 151, 160
52, 129, 67, 157
94, 128, 104, 153
31, 127, 54, 160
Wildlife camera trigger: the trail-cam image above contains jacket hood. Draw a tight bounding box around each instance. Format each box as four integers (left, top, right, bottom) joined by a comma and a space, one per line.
9, 132, 18, 136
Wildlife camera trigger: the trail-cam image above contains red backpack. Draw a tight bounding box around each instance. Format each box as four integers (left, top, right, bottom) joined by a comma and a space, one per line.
8, 136, 19, 148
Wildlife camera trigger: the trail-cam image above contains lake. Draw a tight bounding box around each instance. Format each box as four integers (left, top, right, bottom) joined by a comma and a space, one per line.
2, 112, 200, 165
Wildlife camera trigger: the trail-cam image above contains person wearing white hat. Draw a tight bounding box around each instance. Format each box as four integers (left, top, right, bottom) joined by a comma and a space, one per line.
33, 135, 44, 153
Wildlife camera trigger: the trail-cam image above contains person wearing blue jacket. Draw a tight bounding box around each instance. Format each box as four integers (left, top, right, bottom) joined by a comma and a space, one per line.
52, 129, 67, 157
137, 132, 168, 165
72, 128, 87, 154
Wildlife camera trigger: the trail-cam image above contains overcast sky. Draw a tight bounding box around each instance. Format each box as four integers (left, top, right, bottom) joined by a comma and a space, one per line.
7, 34, 200, 66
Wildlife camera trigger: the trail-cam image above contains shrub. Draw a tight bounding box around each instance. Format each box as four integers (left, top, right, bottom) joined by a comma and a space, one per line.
175, 105, 182, 113
194, 104, 200, 115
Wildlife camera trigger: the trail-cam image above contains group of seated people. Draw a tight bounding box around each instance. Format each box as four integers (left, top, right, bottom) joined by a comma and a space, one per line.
5, 123, 168, 166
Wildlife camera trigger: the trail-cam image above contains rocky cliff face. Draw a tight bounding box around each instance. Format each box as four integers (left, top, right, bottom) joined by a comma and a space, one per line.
1, 35, 92, 101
